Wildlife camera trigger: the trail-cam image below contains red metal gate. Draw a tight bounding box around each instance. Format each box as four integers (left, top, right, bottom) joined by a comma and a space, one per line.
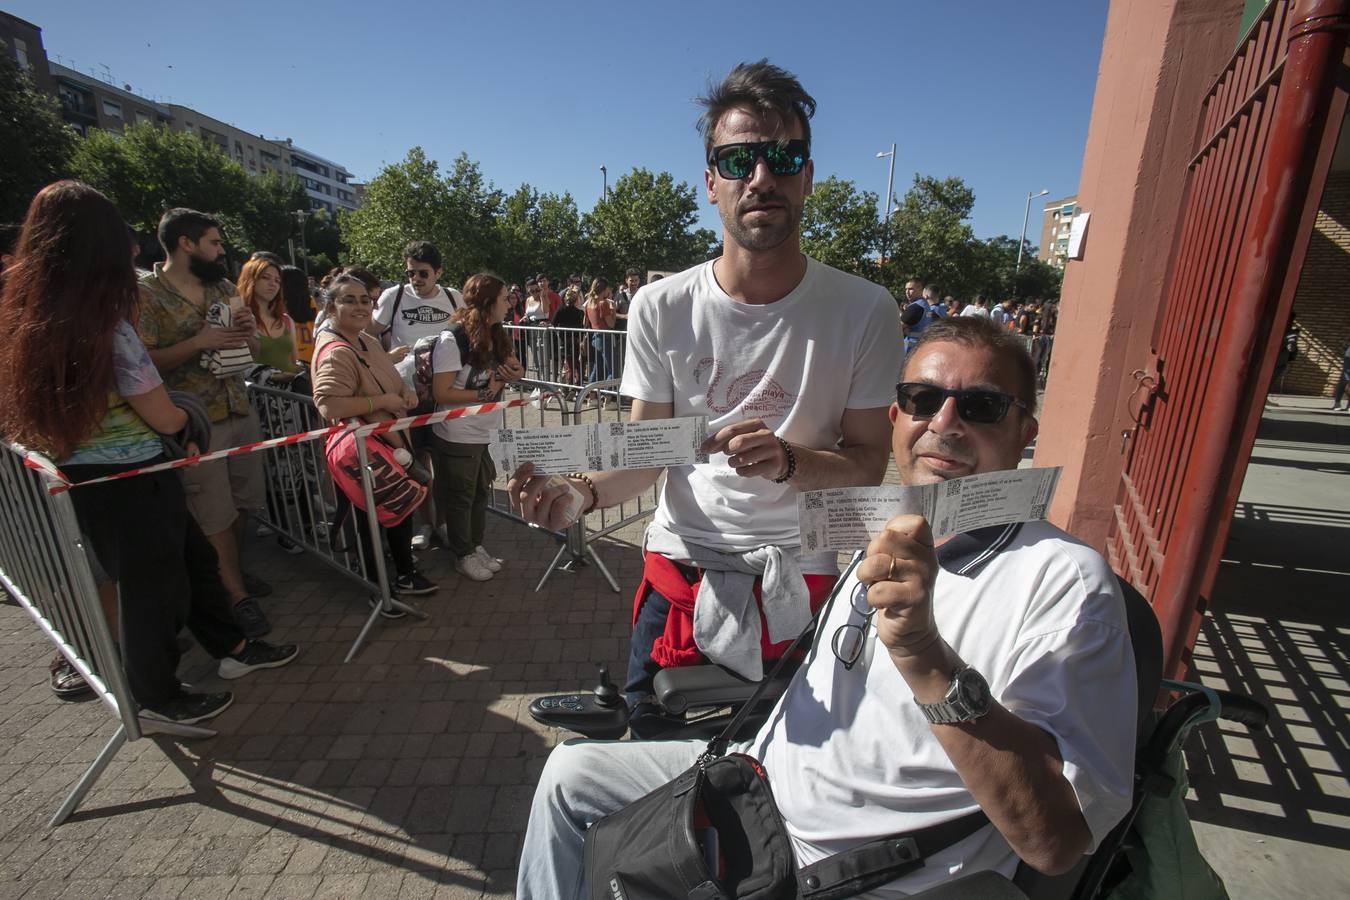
1106, 0, 1350, 679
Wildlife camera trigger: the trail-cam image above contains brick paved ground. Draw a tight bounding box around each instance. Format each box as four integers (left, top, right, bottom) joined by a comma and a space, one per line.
0, 505, 647, 900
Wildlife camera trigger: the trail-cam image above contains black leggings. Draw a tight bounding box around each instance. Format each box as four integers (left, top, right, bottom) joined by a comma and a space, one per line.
63, 459, 243, 707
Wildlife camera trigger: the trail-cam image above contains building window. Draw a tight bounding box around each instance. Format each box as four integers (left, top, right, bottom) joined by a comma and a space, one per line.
136, 111, 151, 125
102, 100, 123, 119
14, 38, 29, 70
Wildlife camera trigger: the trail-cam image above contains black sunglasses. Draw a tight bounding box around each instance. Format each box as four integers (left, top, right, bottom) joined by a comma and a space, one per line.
708, 140, 810, 180
405, 269, 432, 280
895, 383, 1027, 425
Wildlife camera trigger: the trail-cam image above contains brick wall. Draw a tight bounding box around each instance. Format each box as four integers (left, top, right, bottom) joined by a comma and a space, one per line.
1284, 171, 1350, 396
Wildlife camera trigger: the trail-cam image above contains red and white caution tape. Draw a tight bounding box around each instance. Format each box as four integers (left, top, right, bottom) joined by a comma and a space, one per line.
15, 396, 539, 495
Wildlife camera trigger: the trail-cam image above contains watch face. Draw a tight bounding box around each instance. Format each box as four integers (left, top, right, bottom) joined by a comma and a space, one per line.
957, 669, 991, 712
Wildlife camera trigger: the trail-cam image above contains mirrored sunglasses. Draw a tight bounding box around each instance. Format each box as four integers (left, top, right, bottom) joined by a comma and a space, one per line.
709, 140, 810, 180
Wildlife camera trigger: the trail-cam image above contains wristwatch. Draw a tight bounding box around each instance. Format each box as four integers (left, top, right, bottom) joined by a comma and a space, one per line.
915, 666, 992, 724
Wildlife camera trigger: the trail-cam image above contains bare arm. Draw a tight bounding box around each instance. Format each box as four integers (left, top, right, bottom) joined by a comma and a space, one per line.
508, 398, 668, 531
862, 517, 1093, 874
124, 385, 188, 435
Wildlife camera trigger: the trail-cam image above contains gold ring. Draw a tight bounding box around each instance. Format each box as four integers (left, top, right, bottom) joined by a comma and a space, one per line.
887, 555, 900, 582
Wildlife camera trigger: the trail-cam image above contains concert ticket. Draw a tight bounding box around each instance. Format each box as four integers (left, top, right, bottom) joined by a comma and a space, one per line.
797, 467, 1062, 552
488, 416, 710, 475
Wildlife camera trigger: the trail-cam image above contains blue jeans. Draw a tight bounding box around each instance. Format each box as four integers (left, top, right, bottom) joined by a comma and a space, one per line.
588, 333, 613, 383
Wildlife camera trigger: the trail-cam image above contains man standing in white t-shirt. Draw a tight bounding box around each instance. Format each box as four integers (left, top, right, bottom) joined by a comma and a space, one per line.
510, 60, 900, 733
369, 239, 462, 549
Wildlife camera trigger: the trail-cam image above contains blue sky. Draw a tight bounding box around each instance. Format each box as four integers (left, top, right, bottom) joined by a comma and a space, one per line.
15, 1, 1107, 246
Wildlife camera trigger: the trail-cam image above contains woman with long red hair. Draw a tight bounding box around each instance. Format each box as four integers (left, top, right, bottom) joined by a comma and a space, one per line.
429, 273, 524, 581
238, 256, 299, 377
0, 181, 297, 725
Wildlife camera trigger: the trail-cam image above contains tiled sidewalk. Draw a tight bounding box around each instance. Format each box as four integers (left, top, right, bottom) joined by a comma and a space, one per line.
0, 514, 646, 899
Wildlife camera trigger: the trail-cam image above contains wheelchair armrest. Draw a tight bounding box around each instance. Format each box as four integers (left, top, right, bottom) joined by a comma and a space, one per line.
652, 665, 793, 716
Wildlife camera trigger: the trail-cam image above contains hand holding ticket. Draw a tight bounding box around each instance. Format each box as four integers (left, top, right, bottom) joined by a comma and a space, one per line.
489, 417, 710, 476
798, 467, 1061, 552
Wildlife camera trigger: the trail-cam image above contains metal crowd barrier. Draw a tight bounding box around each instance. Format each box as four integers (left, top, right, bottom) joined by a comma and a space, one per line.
248, 383, 428, 662
0, 442, 215, 827
506, 324, 627, 389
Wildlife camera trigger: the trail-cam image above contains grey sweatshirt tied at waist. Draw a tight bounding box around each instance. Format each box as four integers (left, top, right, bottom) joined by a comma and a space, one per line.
644, 521, 834, 681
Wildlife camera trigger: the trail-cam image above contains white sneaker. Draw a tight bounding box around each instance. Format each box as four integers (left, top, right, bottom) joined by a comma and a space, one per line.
455, 554, 494, 582
475, 546, 503, 573
410, 526, 432, 551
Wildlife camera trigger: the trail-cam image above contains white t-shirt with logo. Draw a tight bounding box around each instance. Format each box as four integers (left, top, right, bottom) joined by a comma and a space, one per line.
619, 257, 901, 555
374, 283, 463, 349
750, 521, 1136, 896
431, 331, 501, 445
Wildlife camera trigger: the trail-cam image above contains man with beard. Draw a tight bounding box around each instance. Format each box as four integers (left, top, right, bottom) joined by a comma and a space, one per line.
511, 60, 901, 734
516, 317, 1135, 897
137, 208, 273, 638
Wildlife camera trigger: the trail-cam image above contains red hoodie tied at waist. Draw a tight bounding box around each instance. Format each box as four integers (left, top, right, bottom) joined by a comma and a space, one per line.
636, 550, 839, 670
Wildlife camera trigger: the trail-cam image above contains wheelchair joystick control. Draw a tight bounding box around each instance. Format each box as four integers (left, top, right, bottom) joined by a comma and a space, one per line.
594, 664, 620, 708
527, 661, 632, 740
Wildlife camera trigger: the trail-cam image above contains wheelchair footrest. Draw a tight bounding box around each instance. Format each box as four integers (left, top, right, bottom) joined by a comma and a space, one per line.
528, 692, 631, 740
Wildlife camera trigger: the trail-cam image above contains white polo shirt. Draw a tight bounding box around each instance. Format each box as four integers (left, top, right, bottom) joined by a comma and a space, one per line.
749, 520, 1137, 896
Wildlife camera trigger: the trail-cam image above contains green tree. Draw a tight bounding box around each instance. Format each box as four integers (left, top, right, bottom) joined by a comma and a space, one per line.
239, 170, 309, 256
492, 184, 585, 281
0, 40, 78, 221
69, 122, 253, 238
967, 235, 1063, 301
583, 168, 717, 277
339, 148, 503, 285
882, 175, 978, 298
800, 176, 880, 277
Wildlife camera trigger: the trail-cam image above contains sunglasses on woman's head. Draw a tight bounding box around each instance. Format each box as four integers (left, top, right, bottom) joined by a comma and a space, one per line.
708, 139, 810, 180
895, 383, 1027, 425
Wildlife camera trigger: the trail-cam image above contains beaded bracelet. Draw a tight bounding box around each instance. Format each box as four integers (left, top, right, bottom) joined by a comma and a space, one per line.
771, 436, 797, 484
366, 396, 374, 415
568, 471, 601, 513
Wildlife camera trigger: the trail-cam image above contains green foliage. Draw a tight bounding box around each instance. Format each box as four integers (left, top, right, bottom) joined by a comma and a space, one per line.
339, 148, 504, 284
582, 168, 717, 277
239, 169, 310, 256
70, 122, 253, 236
800, 176, 880, 277
493, 184, 585, 282
68, 122, 320, 260
0, 41, 78, 221
881, 174, 978, 298
966, 235, 1063, 301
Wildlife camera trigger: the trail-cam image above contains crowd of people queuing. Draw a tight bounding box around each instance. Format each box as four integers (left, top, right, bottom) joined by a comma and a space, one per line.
0, 56, 1153, 898
0, 184, 657, 719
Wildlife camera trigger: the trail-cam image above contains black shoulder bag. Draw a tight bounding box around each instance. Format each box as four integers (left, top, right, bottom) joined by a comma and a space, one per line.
583, 553, 990, 900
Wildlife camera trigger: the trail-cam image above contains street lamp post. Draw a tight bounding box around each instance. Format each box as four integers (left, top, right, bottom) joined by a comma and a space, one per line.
1016, 189, 1050, 278
600, 165, 608, 202
293, 208, 311, 276
876, 143, 895, 263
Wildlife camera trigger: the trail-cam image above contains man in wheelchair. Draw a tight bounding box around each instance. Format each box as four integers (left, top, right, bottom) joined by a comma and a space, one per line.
515, 317, 1139, 898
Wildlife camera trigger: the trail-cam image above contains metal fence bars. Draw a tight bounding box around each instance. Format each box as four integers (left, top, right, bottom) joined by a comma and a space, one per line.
248, 383, 427, 662
0, 443, 219, 826
507, 325, 627, 390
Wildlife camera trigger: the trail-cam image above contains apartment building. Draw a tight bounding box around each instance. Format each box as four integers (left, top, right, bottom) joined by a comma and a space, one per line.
167, 105, 290, 178
1037, 195, 1080, 269
0, 11, 54, 95
278, 140, 358, 214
